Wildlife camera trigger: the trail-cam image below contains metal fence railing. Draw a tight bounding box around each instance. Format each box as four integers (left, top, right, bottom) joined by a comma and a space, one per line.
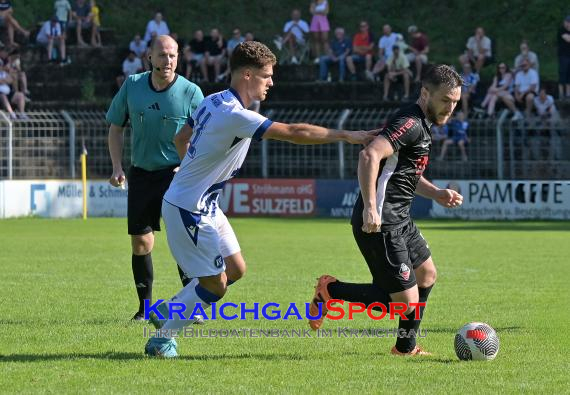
0, 109, 568, 181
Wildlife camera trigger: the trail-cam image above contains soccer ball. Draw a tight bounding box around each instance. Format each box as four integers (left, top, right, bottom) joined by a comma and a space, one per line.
454, 322, 499, 361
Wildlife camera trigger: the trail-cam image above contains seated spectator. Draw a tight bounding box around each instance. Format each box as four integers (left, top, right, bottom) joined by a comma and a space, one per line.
201, 28, 226, 82
383, 45, 411, 101
89, 0, 101, 46
0, 63, 26, 119
0, 0, 30, 47
406, 25, 429, 82
36, 16, 68, 65
274, 9, 310, 65
460, 62, 479, 116
244, 31, 255, 42
431, 123, 448, 143
372, 24, 399, 80
54, 0, 71, 38
144, 12, 169, 44
501, 59, 539, 120
69, 0, 95, 47
459, 27, 492, 73
346, 20, 374, 81
219, 27, 244, 81
5, 49, 29, 99
116, 50, 142, 87
558, 16, 570, 99
318, 27, 351, 82
438, 111, 469, 161
129, 33, 147, 59
533, 88, 559, 120
514, 40, 539, 75
183, 29, 206, 81
480, 62, 513, 117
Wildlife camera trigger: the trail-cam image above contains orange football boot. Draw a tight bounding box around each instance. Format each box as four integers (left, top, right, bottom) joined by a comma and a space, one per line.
308, 275, 336, 330
390, 345, 432, 356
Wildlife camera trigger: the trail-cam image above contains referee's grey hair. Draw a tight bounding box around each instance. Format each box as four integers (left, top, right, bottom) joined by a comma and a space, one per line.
422, 64, 463, 91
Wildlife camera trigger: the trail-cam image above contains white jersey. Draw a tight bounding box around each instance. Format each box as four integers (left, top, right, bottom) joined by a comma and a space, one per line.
164, 88, 272, 216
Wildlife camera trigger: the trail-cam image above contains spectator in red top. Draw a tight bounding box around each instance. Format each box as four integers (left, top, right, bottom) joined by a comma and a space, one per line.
406, 25, 429, 82
346, 20, 374, 81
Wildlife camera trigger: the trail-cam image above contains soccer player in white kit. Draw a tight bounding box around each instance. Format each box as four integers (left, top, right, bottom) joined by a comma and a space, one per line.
144, 41, 374, 357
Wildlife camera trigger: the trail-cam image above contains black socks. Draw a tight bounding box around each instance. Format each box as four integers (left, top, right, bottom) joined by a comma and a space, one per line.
328, 281, 391, 308
132, 253, 153, 314
395, 285, 433, 353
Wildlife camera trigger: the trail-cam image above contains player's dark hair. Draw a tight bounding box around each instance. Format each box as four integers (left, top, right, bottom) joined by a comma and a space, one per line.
230, 41, 277, 72
422, 64, 463, 92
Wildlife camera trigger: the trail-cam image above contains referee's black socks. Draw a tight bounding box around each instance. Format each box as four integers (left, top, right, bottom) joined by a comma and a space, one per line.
132, 253, 153, 315
395, 284, 433, 353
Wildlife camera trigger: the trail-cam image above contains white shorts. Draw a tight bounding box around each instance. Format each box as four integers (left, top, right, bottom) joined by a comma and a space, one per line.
162, 200, 241, 278
406, 53, 428, 64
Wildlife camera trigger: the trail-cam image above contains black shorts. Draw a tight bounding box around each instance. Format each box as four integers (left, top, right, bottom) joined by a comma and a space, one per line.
352, 220, 431, 293
127, 165, 178, 235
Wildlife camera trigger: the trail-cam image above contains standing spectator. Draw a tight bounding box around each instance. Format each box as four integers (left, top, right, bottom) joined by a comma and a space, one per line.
70, 0, 95, 47
372, 24, 399, 80
459, 62, 479, 116
309, 0, 330, 62
36, 16, 68, 65
514, 40, 539, 74
480, 62, 513, 117
438, 111, 469, 161
202, 28, 227, 82
318, 26, 351, 82
406, 25, 429, 82
0, 63, 25, 119
346, 20, 374, 81
116, 50, 143, 87
89, 0, 101, 47
54, 0, 71, 38
558, 15, 570, 99
459, 27, 492, 73
144, 12, 169, 44
0, 0, 30, 47
382, 45, 411, 101
274, 9, 310, 65
502, 59, 539, 120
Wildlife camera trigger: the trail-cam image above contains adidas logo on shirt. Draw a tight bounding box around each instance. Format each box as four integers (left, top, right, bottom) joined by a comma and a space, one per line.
148, 102, 161, 110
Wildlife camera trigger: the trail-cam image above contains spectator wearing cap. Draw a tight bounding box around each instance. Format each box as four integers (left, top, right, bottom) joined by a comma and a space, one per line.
406, 25, 429, 82
558, 15, 570, 99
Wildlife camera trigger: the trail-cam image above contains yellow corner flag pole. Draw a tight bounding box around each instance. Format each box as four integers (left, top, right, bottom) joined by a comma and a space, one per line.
81, 141, 88, 220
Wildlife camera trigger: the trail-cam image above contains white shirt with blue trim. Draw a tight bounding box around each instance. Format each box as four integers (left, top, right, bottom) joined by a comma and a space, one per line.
164, 88, 272, 216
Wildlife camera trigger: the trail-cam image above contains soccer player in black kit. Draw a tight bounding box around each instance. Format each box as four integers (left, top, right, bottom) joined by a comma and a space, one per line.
309, 65, 464, 355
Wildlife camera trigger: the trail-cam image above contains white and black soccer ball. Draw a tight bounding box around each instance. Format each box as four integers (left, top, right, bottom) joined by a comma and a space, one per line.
454, 322, 499, 361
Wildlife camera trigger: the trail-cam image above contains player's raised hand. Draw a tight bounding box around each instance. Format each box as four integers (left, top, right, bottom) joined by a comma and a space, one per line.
109, 169, 126, 188
346, 130, 376, 146
362, 206, 381, 233
435, 189, 463, 208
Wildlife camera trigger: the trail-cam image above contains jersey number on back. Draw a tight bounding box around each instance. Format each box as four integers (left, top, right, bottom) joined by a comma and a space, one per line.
188, 108, 212, 159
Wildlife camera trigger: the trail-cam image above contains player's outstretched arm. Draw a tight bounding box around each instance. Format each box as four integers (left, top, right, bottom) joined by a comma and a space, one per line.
416, 176, 463, 208
108, 123, 125, 187
263, 122, 375, 145
358, 135, 394, 233
174, 123, 193, 160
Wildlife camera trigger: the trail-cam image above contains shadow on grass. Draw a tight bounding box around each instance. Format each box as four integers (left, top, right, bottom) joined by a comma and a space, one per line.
0, 351, 309, 362
420, 222, 570, 232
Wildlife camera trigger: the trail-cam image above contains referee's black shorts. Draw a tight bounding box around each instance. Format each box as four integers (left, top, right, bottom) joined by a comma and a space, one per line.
127, 165, 178, 235
352, 220, 431, 293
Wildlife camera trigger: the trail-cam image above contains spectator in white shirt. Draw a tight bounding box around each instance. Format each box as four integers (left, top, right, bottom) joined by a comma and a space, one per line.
514, 40, 539, 74
144, 12, 169, 44
116, 50, 143, 88
36, 16, 67, 65
274, 9, 309, 64
372, 24, 399, 79
459, 27, 492, 73
533, 88, 558, 119
501, 59, 539, 120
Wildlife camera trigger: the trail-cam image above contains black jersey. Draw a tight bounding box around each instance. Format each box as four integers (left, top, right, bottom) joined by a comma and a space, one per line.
352, 104, 432, 231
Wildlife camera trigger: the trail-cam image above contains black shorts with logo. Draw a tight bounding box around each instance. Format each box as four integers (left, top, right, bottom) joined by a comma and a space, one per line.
352, 220, 431, 293
127, 165, 178, 235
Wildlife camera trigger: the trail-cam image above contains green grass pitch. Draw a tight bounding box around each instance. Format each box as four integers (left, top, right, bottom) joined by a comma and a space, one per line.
1, 218, 569, 393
